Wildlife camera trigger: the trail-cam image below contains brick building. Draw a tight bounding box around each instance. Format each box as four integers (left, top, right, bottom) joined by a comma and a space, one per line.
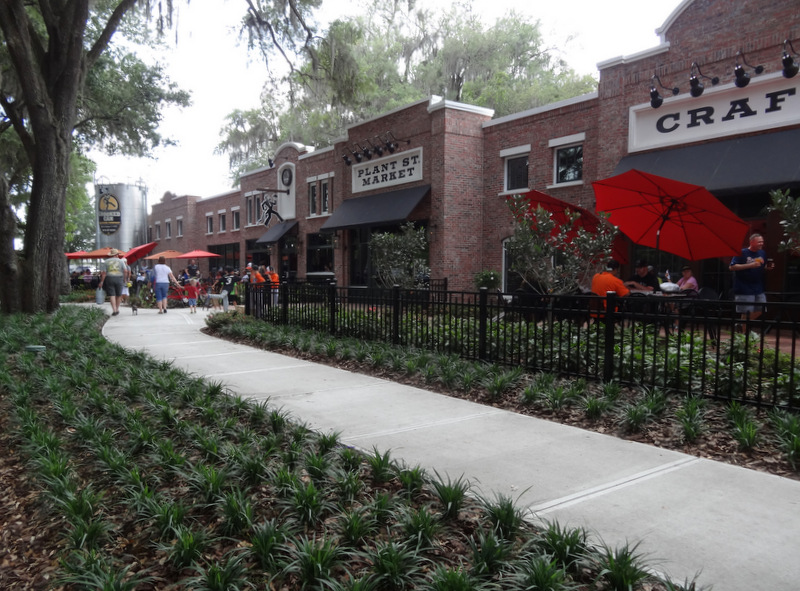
148, 0, 800, 293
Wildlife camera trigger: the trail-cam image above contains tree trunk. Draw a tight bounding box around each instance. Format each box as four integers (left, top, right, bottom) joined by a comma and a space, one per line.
0, 178, 22, 313
22, 132, 71, 313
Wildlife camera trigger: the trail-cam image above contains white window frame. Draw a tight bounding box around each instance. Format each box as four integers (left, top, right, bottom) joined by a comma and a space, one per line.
218, 209, 227, 233
176, 216, 183, 237
165, 218, 172, 239
206, 213, 213, 235
231, 206, 240, 231
155, 222, 161, 240
500, 145, 530, 194
548, 133, 585, 188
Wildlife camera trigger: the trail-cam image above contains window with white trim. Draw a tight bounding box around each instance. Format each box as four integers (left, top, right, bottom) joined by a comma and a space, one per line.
320, 178, 330, 214
549, 133, 585, 186
506, 156, 529, 191
206, 215, 213, 234
219, 213, 226, 233
165, 219, 172, 238
500, 145, 530, 192
309, 182, 318, 216
155, 222, 161, 240
176, 218, 183, 237
232, 208, 240, 230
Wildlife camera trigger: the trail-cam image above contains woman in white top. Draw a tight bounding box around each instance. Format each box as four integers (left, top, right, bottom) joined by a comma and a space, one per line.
152, 256, 178, 314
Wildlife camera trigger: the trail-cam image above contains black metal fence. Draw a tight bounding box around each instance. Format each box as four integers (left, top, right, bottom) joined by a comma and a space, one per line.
245, 283, 800, 410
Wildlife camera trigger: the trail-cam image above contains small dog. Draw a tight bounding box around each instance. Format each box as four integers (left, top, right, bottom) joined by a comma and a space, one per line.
131, 303, 138, 315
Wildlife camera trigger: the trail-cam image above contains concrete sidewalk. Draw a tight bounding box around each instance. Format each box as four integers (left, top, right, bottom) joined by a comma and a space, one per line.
100, 303, 800, 591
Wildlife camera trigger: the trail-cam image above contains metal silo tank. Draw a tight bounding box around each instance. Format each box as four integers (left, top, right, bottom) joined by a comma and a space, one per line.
95, 182, 148, 251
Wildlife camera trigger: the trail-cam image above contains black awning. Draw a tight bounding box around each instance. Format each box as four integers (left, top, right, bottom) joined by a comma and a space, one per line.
256, 220, 298, 244
320, 185, 430, 232
614, 128, 800, 195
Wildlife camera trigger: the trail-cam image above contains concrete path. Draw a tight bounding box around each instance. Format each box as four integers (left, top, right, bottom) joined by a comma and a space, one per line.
100, 303, 800, 590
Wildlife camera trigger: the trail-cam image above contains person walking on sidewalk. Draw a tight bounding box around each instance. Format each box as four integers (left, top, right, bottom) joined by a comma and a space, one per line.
98, 248, 130, 316
152, 256, 178, 314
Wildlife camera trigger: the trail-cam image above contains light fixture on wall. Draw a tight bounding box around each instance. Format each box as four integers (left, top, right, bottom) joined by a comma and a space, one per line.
688, 62, 719, 97
369, 138, 384, 157
649, 74, 679, 109
267, 155, 290, 168
382, 131, 411, 153
342, 152, 352, 166
356, 142, 373, 160
332, 232, 340, 249
734, 50, 764, 88
782, 39, 799, 78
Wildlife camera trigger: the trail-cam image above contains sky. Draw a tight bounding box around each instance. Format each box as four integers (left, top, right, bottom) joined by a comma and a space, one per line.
91, 0, 687, 207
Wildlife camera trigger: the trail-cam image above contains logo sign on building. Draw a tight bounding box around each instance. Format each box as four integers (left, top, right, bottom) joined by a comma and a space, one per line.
97, 188, 121, 235
629, 73, 799, 152
351, 147, 423, 193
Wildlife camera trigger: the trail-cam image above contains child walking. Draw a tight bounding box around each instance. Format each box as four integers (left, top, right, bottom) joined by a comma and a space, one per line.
185, 278, 200, 314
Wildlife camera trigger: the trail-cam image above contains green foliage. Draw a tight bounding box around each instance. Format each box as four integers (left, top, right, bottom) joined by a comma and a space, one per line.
220, 1, 596, 168
474, 270, 501, 290
594, 542, 652, 591
505, 195, 617, 294
369, 222, 430, 289
431, 471, 470, 521
768, 188, 800, 255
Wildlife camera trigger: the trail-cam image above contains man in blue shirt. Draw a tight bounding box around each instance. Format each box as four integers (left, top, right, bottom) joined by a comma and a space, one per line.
730, 233, 774, 321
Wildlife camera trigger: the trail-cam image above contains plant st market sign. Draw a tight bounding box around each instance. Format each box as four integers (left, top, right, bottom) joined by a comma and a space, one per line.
350, 147, 423, 193
97, 189, 121, 235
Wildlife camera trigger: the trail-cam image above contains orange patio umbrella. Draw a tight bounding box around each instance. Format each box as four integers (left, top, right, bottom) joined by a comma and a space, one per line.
65, 250, 89, 259
144, 249, 184, 261
82, 246, 115, 258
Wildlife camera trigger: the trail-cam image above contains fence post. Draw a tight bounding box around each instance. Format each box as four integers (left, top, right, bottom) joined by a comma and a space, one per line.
392, 284, 401, 345
244, 283, 250, 316
603, 292, 617, 382
280, 283, 288, 325
479, 287, 488, 361
328, 282, 337, 336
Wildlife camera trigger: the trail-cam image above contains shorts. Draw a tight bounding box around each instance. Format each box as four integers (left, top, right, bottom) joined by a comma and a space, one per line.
735, 293, 766, 314
154, 282, 170, 302
104, 276, 124, 297
188, 298, 197, 307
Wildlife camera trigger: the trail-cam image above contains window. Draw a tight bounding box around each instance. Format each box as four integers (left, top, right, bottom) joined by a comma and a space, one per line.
246, 196, 254, 225
206, 216, 213, 234
555, 145, 583, 184
320, 179, 330, 214
176, 218, 183, 237
308, 177, 331, 216
506, 155, 529, 191
549, 133, 585, 186
219, 213, 226, 232
165, 220, 172, 238
309, 183, 318, 216
306, 233, 334, 273
232, 209, 240, 230
155, 223, 161, 240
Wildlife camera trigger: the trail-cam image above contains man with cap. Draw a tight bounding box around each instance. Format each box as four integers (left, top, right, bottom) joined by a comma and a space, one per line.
625, 259, 660, 292
98, 248, 130, 316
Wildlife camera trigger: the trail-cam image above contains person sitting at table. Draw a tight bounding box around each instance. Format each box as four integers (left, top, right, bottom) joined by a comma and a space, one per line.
677, 265, 698, 292
591, 259, 630, 318
624, 259, 660, 292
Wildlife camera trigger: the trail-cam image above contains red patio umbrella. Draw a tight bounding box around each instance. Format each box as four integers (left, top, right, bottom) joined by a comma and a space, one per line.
516, 190, 629, 263
124, 241, 158, 265
593, 169, 749, 261
175, 249, 222, 259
